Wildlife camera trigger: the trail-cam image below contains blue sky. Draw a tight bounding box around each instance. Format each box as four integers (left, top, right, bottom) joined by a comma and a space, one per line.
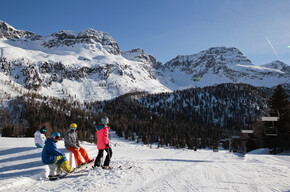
1, 0, 290, 65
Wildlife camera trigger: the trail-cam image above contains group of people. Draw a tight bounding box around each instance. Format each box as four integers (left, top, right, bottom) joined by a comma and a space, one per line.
34, 116, 113, 177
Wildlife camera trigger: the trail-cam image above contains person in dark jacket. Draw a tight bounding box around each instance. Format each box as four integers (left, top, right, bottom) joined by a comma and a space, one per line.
93, 117, 113, 169
42, 132, 73, 177
64, 123, 93, 167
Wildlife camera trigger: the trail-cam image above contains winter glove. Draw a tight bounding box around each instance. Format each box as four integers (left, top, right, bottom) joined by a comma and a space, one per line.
105, 144, 110, 148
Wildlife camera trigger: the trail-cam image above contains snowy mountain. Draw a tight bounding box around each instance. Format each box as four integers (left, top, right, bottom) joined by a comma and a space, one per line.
261, 60, 290, 73
42, 29, 120, 55
157, 47, 289, 90
0, 21, 40, 40
0, 20, 169, 102
1, 134, 290, 192
122, 48, 162, 69
0, 20, 289, 103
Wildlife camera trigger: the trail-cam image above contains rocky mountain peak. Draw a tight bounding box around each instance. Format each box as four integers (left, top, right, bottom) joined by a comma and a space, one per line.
42, 28, 121, 55
262, 60, 287, 69
262, 60, 290, 74
202, 46, 241, 55
122, 48, 159, 67
165, 46, 252, 70
159, 46, 289, 89
125, 48, 146, 55
0, 20, 41, 40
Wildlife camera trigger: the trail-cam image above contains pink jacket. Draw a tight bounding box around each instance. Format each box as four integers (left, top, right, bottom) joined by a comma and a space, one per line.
96, 126, 110, 150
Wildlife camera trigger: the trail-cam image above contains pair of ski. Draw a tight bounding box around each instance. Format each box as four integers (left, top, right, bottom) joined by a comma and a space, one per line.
49, 161, 94, 181
117, 165, 132, 170
91, 165, 132, 170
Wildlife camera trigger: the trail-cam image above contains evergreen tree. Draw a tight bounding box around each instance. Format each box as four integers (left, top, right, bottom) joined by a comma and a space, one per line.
2, 122, 13, 137
266, 84, 290, 151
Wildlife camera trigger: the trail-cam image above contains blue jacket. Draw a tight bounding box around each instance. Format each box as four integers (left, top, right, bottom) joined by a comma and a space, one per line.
41, 138, 64, 164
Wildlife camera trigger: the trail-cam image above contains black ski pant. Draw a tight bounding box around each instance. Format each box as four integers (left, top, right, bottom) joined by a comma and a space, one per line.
94, 147, 112, 167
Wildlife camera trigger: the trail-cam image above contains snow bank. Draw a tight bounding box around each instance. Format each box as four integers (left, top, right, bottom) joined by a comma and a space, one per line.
247, 148, 271, 154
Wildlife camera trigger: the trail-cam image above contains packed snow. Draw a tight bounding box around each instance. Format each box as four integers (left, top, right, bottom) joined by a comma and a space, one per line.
0, 133, 289, 192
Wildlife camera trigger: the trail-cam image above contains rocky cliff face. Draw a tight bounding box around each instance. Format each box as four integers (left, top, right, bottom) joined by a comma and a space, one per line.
0, 56, 170, 102
122, 48, 156, 65
158, 47, 289, 89
163, 47, 252, 75
165, 47, 251, 69
261, 60, 290, 74
122, 48, 163, 79
0, 21, 41, 40
42, 29, 120, 55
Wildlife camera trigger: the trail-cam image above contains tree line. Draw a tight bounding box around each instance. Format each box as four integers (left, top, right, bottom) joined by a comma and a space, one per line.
1, 83, 289, 152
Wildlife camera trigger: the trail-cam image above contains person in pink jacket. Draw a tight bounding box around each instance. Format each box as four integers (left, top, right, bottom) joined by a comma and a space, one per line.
93, 116, 113, 169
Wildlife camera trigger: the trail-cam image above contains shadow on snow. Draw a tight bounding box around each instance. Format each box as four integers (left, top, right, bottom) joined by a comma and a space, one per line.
0, 147, 45, 179
0, 147, 38, 156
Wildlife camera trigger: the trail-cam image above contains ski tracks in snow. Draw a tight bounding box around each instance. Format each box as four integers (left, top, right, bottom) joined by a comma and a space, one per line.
126, 150, 215, 192
131, 164, 197, 192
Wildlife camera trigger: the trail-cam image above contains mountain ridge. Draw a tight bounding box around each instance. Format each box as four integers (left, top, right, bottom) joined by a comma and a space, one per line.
0, 20, 41, 40
157, 47, 289, 90
0, 20, 289, 102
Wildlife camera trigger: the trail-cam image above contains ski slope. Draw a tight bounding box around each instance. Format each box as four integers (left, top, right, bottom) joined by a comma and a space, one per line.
0, 133, 289, 192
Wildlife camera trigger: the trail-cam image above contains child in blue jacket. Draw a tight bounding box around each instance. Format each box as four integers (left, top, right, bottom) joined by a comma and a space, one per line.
42, 132, 73, 177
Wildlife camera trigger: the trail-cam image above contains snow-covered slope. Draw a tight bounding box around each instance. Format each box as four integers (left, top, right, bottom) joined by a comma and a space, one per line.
0, 134, 290, 192
0, 20, 289, 103
261, 60, 290, 74
0, 73, 27, 105
0, 20, 169, 102
157, 47, 289, 90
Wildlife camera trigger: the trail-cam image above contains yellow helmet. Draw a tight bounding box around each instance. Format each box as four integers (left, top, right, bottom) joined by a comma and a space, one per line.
70, 123, 77, 129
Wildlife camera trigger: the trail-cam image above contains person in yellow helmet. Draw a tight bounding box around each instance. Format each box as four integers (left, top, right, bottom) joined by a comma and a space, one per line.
64, 123, 93, 167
